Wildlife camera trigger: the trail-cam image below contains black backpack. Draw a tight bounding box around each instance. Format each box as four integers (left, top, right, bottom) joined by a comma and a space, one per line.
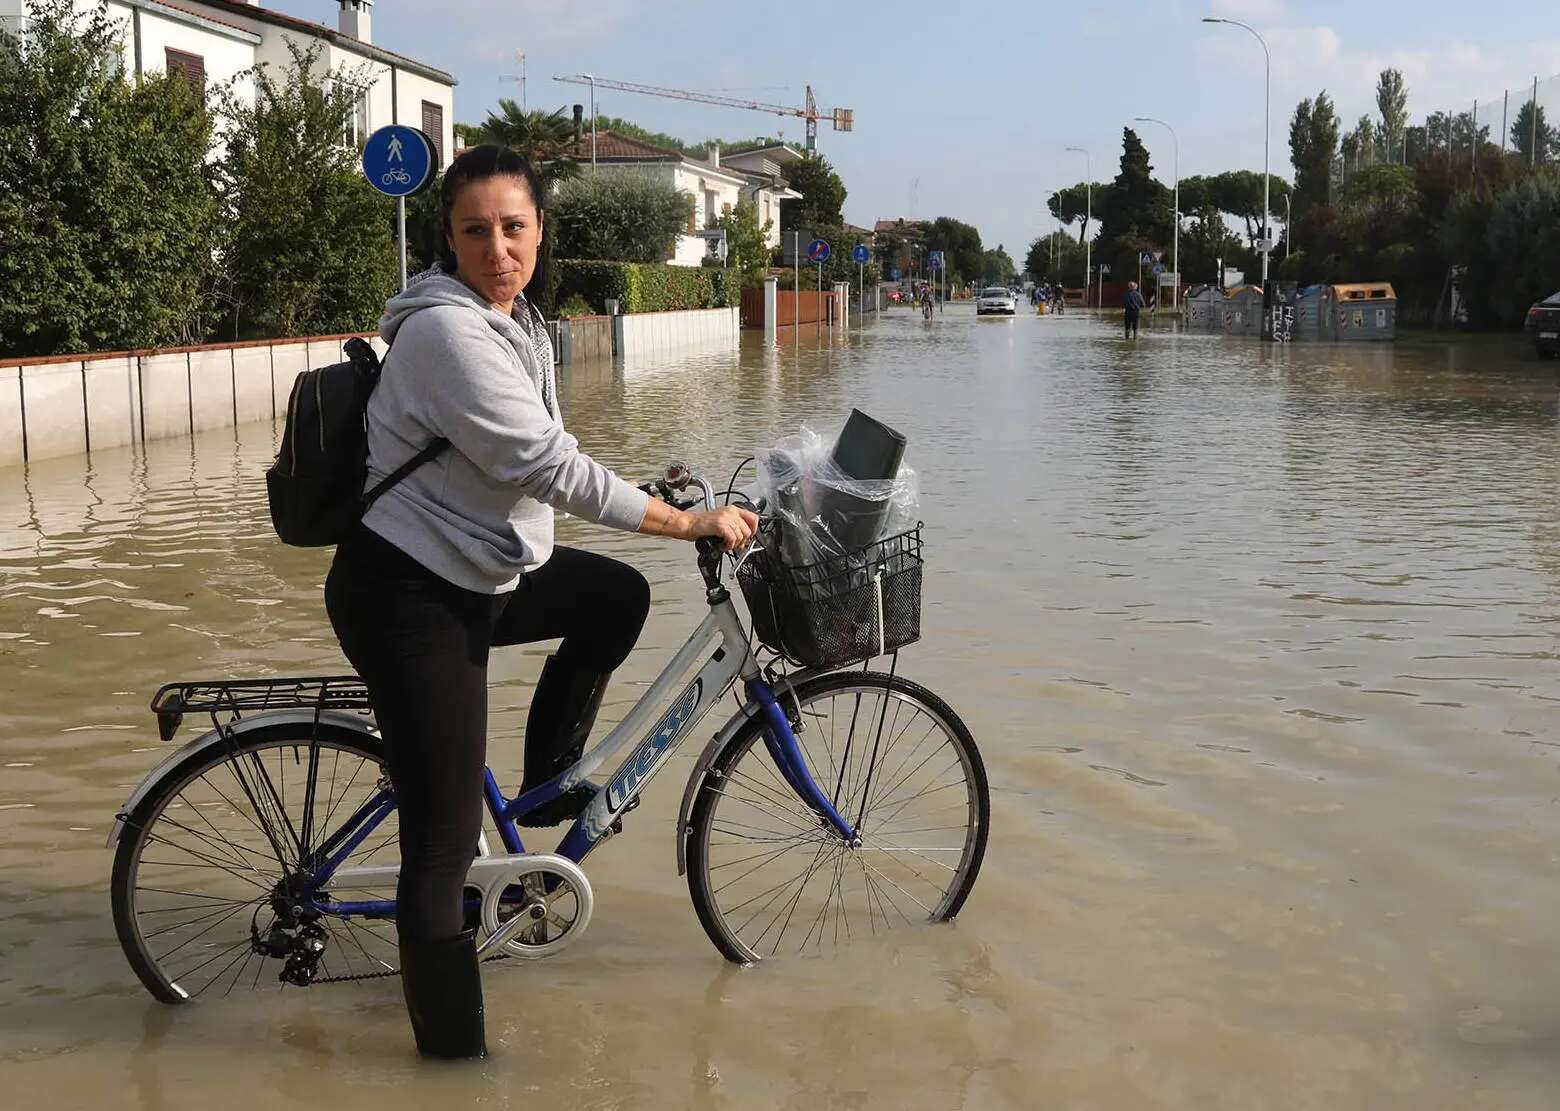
266, 336, 447, 547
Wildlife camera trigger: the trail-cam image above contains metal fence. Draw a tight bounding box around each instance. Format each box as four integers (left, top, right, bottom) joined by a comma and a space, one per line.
1330, 71, 1560, 193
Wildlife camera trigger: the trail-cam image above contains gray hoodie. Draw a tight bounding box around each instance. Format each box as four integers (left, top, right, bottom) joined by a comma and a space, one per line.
361, 269, 650, 593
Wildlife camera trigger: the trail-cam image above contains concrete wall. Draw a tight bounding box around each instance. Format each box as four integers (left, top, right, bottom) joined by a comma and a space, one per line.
614, 307, 740, 360
0, 334, 384, 469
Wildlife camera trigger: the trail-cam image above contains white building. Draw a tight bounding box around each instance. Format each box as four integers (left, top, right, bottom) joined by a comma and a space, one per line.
564, 131, 801, 265
718, 143, 805, 250
1, 0, 456, 165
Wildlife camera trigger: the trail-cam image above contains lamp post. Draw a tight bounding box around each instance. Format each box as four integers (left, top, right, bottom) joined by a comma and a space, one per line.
575, 72, 597, 171
1203, 17, 1270, 286
1283, 191, 1291, 259
1134, 116, 1179, 312
1065, 146, 1091, 307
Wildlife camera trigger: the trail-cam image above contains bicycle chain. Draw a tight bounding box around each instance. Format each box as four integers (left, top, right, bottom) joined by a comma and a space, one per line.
312, 950, 513, 986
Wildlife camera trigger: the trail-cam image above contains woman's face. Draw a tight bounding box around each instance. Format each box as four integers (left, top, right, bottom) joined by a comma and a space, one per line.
446, 174, 543, 311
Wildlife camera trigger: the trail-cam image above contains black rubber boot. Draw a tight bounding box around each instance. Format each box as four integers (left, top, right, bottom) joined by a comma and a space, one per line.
517, 655, 610, 827
399, 930, 487, 1060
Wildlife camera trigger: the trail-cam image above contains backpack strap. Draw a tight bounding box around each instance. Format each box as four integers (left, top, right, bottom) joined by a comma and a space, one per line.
352, 335, 450, 514
362, 437, 449, 513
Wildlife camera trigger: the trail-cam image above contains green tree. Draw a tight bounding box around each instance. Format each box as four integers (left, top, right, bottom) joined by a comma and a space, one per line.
1466, 170, 1560, 326
714, 198, 772, 288
1206, 170, 1291, 246
1289, 90, 1340, 213
1049, 183, 1100, 242
1025, 231, 1085, 285
216, 41, 397, 339
1180, 204, 1243, 286
548, 172, 690, 263
1511, 100, 1558, 164
779, 155, 846, 230
928, 216, 982, 287
471, 100, 579, 184
0, 0, 224, 356
981, 246, 1016, 284
1096, 127, 1171, 267
1375, 69, 1408, 162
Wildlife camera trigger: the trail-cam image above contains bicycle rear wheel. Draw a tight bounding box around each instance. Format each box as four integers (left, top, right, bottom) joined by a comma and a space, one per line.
111, 722, 402, 1002
686, 671, 988, 964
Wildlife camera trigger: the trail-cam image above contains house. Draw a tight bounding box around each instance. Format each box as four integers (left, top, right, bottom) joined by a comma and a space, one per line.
563, 131, 801, 264
717, 143, 806, 249
1, 0, 456, 166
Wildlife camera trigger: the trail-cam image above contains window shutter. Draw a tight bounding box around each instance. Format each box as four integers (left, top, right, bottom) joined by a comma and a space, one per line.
421, 101, 444, 168
165, 48, 205, 97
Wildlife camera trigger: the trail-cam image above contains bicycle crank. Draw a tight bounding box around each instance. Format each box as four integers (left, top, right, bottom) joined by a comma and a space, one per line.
472, 853, 593, 960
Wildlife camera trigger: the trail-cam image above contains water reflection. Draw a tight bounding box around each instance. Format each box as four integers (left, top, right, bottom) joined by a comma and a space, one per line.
3, 309, 1560, 1107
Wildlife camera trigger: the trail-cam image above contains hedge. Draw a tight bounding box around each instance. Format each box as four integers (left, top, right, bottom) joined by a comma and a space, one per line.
554, 259, 736, 314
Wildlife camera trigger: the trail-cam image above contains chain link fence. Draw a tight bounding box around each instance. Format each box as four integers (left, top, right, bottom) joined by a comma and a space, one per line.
1331, 71, 1560, 194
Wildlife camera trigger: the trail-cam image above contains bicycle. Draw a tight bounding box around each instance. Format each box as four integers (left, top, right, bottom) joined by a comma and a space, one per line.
108, 465, 989, 1002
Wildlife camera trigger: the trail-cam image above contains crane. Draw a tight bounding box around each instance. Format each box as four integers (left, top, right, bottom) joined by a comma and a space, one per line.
551, 75, 852, 156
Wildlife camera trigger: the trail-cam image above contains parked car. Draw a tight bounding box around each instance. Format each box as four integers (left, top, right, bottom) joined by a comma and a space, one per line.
976, 286, 1017, 316
1525, 291, 1560, 358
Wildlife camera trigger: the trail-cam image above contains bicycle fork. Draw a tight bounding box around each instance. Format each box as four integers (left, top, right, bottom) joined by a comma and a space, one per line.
748, 678, 860, 846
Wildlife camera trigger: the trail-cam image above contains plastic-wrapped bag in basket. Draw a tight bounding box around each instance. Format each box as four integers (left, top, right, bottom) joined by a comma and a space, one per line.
752, 410, 919, 564
738, 410, 924, 668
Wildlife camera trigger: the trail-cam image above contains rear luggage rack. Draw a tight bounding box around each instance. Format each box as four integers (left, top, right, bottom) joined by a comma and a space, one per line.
150, 676, 372, 741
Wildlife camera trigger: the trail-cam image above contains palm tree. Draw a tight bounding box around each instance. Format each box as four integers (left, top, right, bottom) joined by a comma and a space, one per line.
473, 101, 580, 184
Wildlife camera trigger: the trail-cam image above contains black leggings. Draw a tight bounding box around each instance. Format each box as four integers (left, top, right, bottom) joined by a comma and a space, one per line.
324, 524, 650, 941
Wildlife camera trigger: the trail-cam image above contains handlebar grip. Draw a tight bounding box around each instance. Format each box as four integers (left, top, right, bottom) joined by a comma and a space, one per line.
695, 536, 724, 558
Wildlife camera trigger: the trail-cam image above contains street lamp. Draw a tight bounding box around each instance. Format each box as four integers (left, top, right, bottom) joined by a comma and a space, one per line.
1134, 116, 1179, 313
574, 72, 597, 171
1203, 16, 1270, 286
1064, 146, 1091, 307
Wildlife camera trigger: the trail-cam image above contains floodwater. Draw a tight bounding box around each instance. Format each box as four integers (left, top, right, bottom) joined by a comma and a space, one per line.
3, 306, 1560, 1109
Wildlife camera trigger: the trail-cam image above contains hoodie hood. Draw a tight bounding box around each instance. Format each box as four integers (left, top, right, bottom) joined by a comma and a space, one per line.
379, 266, 538, 346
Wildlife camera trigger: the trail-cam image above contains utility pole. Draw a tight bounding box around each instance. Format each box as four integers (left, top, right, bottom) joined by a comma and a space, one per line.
1204, 18, 1271, 286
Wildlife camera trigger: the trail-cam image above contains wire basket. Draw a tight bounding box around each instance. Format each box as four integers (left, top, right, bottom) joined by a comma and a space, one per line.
737, 525, 923, 669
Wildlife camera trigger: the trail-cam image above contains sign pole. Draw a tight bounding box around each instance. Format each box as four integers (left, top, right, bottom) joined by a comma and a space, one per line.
793, 231, 800, 335
363, 124, 435, 295
397, 196, 408, 291
819, 262, 825, 337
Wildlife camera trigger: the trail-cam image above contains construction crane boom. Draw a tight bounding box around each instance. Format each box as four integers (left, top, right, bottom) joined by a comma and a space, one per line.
552, 74, 852, 155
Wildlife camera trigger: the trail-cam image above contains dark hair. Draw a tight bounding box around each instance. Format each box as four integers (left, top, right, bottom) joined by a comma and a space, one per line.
437, 144, 551, 309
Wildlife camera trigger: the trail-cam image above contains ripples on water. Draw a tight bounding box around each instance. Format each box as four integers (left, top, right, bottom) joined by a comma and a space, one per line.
3, 311, 1560, 1107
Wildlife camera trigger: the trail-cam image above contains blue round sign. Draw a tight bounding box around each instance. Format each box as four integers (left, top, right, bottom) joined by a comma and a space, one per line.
807, 238, 831, 263
362, 125, 436, 198
851, 244, 870, 264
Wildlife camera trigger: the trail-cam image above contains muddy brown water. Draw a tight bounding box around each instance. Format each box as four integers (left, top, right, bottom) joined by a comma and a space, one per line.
3, 307, 1560, 1109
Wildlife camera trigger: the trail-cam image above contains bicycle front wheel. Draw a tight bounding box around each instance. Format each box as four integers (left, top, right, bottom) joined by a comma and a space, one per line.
686, 671, 988, 964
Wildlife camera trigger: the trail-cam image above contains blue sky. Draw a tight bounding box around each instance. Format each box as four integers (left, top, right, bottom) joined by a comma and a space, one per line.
274, 0, 1558, 262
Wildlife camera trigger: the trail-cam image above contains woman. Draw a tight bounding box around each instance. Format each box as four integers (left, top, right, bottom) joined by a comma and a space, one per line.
325, 145, 757, 1060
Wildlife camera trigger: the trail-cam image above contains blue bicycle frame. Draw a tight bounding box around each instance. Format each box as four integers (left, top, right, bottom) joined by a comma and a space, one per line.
314, 593, 854, 919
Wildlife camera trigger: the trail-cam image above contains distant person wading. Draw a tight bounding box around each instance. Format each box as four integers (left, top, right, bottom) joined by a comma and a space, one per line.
324, 145, 756, 1060
1123, 280, 1146, 338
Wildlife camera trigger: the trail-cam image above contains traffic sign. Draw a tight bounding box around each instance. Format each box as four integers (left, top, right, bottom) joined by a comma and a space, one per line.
851, 244, 870, 264
807, 238, 831, 263
1152, 264, 1164, 275
928, 249, 944, 270
362, 126, 436, 198
1139, 250, 1154, 264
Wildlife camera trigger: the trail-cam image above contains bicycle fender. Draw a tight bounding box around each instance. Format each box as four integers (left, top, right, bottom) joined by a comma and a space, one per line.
674, 700, 760, 876
104, 709, 379, 848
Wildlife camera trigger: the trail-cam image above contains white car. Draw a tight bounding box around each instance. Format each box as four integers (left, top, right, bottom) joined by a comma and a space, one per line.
976, 286, 1017, 316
